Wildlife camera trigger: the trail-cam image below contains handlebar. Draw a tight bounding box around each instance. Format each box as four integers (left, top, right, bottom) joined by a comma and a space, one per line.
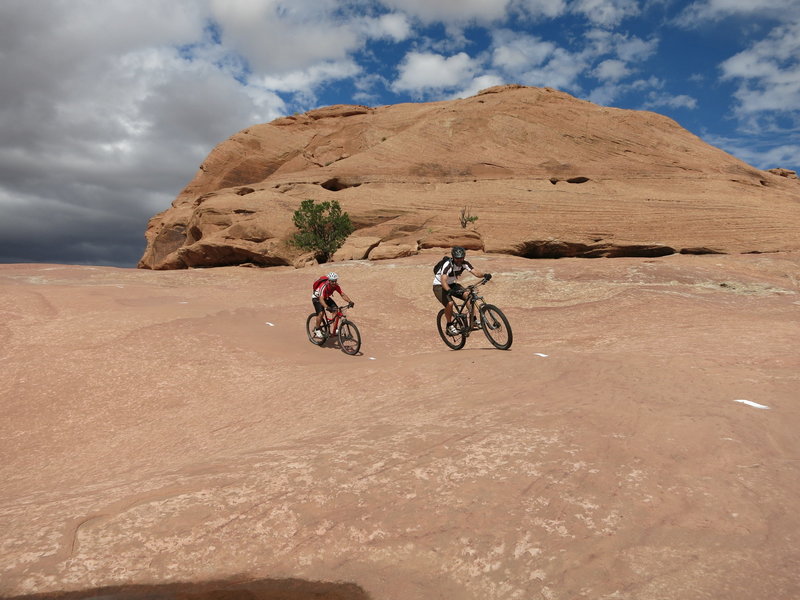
467, 276, 491, 290
328, 302, 354, 312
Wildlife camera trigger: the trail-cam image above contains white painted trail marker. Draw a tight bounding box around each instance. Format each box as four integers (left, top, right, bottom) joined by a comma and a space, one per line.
734, 399, 770, 410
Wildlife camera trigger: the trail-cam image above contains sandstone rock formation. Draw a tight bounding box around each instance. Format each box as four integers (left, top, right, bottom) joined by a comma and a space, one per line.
138, 85, 800, 269
768, 167, 798, 179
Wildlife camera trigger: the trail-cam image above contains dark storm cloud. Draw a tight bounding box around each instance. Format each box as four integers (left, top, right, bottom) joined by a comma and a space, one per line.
0, 0, 285, 267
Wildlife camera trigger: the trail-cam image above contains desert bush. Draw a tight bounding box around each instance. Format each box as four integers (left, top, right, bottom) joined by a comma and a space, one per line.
459, 206, 479, 228
292, 199, 354, 262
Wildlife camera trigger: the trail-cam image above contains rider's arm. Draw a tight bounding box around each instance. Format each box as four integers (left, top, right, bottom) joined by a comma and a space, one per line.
335, 285, 353, 305
469, 267, 491, 280
440, 265, 452, 292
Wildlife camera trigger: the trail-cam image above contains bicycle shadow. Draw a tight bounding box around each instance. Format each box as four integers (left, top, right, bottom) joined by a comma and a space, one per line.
320, 339, 363, 356
308, 334, 363, 356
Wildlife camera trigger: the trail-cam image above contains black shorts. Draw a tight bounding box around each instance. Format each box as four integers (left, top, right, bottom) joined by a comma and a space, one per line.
433, 284, 465, 306
313, 296, 337, 314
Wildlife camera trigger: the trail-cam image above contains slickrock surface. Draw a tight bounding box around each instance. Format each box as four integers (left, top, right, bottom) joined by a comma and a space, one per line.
138, 85, 800, 270
2, 252, 799, 599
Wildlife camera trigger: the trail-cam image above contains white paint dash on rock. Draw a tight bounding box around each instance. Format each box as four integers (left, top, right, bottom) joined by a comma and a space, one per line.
734, 399, 769, 410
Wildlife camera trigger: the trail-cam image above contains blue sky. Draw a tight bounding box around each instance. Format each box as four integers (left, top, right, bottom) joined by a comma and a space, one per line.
0, 0, 798, 267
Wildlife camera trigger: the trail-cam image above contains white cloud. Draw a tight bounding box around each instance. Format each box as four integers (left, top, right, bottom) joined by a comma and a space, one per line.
588, 75, 664, 105
630, 76, 664, 91
703, 133, 800, 170
255, 61, 362, 95
516, 47, 588, 91
352, 72, 391, 103
576, 30, 660, 102
378, 0, 593, 24
512, 0, 568, 19
587, 83, 621, 105
488, 30, 586, 92
571, 0, 640, 27
450, 74, 508, 99
584, 29, 658, 63
490, 27, 656, 95
209, 0, 362, 73
676, 0, 799, 25
367, 12, 414, 41
642, 92, 698, 109
594, 59, 630, 81
378, 0, 512, 24
392, 51, 480, 94
491, 30, 557, 73
614, 35, 659, 62
741, 144, 800, 170
719, 21, 800, 116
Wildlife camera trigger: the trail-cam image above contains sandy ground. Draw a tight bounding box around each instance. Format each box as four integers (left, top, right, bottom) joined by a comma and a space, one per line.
1, 252, 799, 600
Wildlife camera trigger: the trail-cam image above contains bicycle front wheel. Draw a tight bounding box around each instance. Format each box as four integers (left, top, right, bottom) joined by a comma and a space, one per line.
436, 308, 466, 350
480, 304, 512, 350
306, 313, 326, 346
338, 320, 361, 355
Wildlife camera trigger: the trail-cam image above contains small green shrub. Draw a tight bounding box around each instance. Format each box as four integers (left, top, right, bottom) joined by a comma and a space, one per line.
292, 199, 354, 262
459, 206, 479, 228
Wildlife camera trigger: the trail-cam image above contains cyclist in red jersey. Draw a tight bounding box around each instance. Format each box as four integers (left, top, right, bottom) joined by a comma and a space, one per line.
312, 272, 354, 338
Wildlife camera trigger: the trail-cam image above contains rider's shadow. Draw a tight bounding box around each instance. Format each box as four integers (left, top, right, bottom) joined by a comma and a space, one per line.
3, 578, 372, 600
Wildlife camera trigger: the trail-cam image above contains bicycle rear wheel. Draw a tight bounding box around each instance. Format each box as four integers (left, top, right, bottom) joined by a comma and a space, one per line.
306, 313, 326, 346
338, 320, 361, 355
480, 304, 512, 350
436, 308, 466, 350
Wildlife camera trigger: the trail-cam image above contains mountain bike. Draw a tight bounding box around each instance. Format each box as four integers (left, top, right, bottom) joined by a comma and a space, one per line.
436, 279, 512, 350
306, 303, 361, 355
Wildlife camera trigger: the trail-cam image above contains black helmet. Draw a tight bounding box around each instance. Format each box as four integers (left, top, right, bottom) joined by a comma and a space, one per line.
451, 246, 466, 259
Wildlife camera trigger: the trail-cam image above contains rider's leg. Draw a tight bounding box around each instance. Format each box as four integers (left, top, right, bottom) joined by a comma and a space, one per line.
323, 298, 338, 331
467, 300, 479, 326
313, 298, 325, 330
446, 288, 465, 331
444, 298, 454, 323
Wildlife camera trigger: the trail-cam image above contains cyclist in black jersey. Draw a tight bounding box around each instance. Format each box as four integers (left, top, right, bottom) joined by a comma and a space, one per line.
432, 246, 491, 335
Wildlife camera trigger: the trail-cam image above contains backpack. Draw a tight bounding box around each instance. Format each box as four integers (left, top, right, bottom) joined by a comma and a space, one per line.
313, 276, 329, 291
433, 255, 450, 274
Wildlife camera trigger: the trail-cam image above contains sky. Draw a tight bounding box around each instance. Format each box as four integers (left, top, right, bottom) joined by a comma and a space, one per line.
0, 0, 798, 268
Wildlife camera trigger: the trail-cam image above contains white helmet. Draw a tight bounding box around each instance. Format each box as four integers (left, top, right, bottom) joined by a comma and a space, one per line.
327, 272, 339, 282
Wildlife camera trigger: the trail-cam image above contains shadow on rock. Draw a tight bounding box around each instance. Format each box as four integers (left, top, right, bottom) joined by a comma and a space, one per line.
1, 578, 372, 600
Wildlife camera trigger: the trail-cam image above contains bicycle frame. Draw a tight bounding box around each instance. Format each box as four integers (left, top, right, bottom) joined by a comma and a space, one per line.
320, 306, 344, 335
318, 303, 352, 337
450, 281, 487, 335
